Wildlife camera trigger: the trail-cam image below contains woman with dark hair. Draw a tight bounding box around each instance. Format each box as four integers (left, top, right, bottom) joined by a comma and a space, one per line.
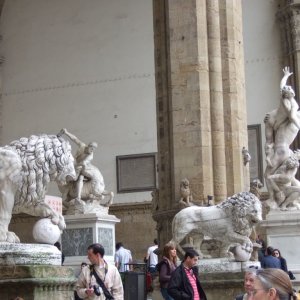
156, 242, 177, 300
250, 268, 297, 300
272, 249, 288, 272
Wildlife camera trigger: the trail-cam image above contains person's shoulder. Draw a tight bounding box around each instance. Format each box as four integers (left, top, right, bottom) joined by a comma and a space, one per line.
108, 263, 118, 271
106, 264, 119, 276
157, 258, 168, 270
80, 264, 91, 275
235, 294, 244, 300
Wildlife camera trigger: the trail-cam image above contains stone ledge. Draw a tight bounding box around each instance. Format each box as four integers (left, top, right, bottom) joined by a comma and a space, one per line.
0, 265, 75, 279
0, 243, 61, 266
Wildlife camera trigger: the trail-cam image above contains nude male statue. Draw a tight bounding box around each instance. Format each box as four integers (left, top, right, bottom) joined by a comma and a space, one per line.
264, 67, 300, 169
266, 154, 299, 205
58, 128, 98, 201
264, 67, 300, 207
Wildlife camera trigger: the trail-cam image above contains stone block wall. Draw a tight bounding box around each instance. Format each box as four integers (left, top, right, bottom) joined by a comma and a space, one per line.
110, 202, 157, 261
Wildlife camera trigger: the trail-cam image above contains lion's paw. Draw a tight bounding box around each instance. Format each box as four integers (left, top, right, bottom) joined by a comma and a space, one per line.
51, 214, 66, 230
58, 215, 66, 230
241, 242, 253, 253
6, 231, 20, 243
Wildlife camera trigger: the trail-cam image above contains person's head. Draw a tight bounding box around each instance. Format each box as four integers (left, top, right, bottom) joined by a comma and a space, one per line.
282, 85, 295, 99
249, 268, 297, 300
244, 267, 258, 295
154, 238, 158, 245
266, 246, 274, 256
116, 242, 123, 251
87, 243, 105, 265
183, 249, 199, 269
162, 242, 177, 264
81, 262, 88, 269
272, 249, 281, 259
87, 142, 98, 153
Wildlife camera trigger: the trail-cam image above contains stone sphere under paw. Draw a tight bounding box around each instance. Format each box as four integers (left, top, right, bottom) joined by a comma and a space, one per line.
32, 218, 61, 244
233, 245, 251, 262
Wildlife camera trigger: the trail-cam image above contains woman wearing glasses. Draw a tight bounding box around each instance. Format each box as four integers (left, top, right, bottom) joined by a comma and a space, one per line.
249, 268, 297, 300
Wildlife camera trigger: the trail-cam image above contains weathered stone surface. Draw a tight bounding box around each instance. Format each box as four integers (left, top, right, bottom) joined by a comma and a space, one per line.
0, 243, 61, 266
0, 265, 76, 300
198, 258, 260, 274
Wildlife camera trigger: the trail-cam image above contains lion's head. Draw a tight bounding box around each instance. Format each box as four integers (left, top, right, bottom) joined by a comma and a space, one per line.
217, 192, 262, 236
180, 178, 190, 189
7, 134, 76, 205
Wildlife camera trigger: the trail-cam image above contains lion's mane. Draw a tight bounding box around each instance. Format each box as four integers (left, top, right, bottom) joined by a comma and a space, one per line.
217, 192, 259, 235
5, 134, 73, 206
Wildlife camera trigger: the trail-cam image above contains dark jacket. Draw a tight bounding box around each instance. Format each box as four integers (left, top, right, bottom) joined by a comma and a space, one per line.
261, 255, 281, 269
157, 257, 176, 288
279, 256, 288, 273
167, 264, 207, 300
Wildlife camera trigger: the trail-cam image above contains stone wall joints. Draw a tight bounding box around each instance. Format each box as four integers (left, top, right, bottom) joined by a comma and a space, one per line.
110, 201, 151, 212
220, 0, 248, 194
153, 0, 175, 213
3, 72, 154, 96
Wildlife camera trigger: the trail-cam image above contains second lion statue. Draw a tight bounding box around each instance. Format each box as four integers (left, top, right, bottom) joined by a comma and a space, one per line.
170, 192, 262, 260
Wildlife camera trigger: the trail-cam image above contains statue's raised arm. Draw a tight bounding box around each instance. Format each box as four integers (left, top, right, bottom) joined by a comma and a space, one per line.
280, 66, 293, 91
58, 128, 85, 148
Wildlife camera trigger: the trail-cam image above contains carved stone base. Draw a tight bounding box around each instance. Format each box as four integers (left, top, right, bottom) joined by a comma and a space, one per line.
198, 258, 259, 273
199, 260, 260, 299
0, 243, 61, 265
63, 198, 109, 215
62, 213, 120, 267
0, 265, 76, 300
261, 210, 300, 288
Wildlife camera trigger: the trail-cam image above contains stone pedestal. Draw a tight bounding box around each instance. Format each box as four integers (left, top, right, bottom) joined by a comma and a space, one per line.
261, 210, 300, 288
0, 243, 61, 265
0, 265, 76, 300
198, 259, 260, 300
62, 213, 120, 267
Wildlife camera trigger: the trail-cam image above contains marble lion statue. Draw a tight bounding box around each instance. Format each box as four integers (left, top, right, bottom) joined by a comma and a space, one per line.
179, 178, 193, 208
170, 192, 262, 260
0, 134, 76, 243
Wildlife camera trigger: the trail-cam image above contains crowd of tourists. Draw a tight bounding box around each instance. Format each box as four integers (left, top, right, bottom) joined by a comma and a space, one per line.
19, 236, 290, 300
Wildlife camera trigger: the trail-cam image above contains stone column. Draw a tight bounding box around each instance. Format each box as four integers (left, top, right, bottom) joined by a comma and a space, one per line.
277, 0, 300, 149
152, 0, 248, 246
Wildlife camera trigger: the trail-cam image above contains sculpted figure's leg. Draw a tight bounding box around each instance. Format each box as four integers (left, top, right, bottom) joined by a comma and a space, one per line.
76, 175, 84, 201
264, 113, 275, 167
0, 187, 20, 243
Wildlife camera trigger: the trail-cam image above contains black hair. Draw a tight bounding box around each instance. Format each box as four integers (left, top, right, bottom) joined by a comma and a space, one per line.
266, 246, 274, 256
154, 239, 158, 245
87, 243, 105, 257
116, 242, 123, 250
184, 249, 199, 260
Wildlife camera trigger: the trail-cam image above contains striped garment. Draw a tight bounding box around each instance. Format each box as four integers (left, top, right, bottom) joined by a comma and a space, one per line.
184, 268, 200, 300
